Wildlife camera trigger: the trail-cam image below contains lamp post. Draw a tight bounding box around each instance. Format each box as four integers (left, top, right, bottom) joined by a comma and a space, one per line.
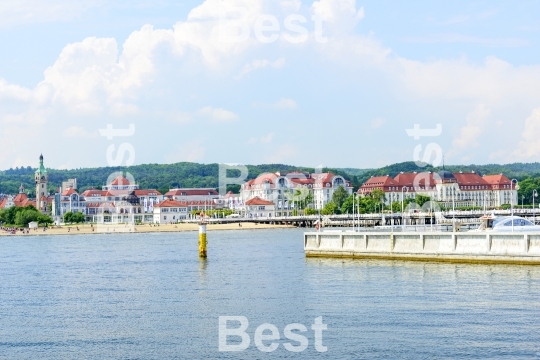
511, 179, 519, 233
533, 190, 538, 225
401, 186, 409, 231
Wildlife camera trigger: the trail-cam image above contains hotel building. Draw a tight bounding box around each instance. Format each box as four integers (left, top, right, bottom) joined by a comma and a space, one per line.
240, 171, 353, 216
358, 170, 518, 208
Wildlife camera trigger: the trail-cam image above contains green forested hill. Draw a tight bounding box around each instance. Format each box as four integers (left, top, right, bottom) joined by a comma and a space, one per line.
0, 163, 345, 196
2, 161, 540, 197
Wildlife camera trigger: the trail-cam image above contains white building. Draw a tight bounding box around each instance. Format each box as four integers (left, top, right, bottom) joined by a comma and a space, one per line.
241, 171, 352, 215
50, 175, 163, 224
359, 170, 518, 208
153, 199, 189, 224
244, 196, 276, 218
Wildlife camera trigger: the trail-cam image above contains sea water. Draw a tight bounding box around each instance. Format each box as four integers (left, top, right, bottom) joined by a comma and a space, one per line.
1, 228, 540, 359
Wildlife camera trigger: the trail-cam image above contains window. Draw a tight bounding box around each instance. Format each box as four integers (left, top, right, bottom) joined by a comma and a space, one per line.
164, 216, 167, 220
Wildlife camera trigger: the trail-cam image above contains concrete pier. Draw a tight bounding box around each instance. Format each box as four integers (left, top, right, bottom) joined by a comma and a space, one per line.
304, 231, 540, 264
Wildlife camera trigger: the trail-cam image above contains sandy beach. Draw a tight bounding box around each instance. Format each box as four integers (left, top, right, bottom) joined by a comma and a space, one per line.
0, 222, 295, 237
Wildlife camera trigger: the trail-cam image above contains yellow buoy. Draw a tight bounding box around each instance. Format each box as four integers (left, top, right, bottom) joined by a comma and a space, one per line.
199, 223, 207, 258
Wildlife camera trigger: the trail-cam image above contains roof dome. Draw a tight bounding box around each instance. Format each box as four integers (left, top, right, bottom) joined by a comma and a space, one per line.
437, 169, 456, 183
123, 191, 140, 205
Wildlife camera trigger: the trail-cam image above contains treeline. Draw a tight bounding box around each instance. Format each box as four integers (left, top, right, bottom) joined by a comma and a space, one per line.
0, 162, 350, 197
3, 161, 540, 200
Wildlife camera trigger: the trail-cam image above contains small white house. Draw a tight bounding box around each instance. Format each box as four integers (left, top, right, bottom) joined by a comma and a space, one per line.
28, 221, 38, 229
153, 199, 188, 224
245, 197, 275, 218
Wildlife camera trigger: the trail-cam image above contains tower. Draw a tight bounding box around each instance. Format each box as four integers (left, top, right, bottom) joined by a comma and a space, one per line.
35, 154, 48, 212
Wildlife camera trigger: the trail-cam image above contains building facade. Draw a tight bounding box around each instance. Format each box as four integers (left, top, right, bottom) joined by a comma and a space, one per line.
241, 171, 353, 215
358, 170, 518, 209
51, 175, 163, 224
244, 196, 276, 218
153, 199, 189, 224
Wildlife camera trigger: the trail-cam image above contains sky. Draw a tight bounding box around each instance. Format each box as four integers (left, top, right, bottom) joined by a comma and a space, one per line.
1, 0, 540, 171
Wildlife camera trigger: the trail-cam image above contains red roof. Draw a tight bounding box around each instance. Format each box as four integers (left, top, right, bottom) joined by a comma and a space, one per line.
154, 199, 187, 208
244, 172, 350, 190
245, 197, 275, 206
62, 188, 77, 196
0, 198, 7, 209
483, 174, 512, 185
81, 189, 107, 197
165, 188, 218, 196
134, 190, 162, 196
110, 176, 130, 186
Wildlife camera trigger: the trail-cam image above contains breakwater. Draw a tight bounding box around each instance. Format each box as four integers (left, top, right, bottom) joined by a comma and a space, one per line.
304, 231, 540, 264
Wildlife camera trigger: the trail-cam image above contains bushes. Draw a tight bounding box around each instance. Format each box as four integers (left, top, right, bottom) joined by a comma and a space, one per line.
0, 205, 52, 227
64, 211, 85, 224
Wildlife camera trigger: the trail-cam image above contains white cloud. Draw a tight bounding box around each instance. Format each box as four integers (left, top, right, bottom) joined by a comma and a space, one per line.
450, 104, 491, 153
0, 79, 33, 101
238, 58, 286, 78
402, 34, 529, 48
2, 0, 540, 169
166, 139, 206, 163
265, 144, 298, 163
197, 106, 239, 122
274, 98, 297, 109
513, 108, 540, 160
371, 117, 386, 129
310, 0, 365, 35
168, 111, 193, 124
248, 132, 274, 144
62, 126, 98, 138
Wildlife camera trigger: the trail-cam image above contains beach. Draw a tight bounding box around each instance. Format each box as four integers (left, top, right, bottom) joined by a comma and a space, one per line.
0, 222, 294, 236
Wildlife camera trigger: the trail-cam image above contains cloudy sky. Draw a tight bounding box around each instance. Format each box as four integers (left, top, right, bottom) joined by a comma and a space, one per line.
1, 0, 539, 170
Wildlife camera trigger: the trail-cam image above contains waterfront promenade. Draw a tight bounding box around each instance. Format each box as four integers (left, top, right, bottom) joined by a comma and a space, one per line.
0, 222, 293, 236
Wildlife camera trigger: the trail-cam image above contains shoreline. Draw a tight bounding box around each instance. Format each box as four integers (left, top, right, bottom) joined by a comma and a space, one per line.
0, 222, 296, 237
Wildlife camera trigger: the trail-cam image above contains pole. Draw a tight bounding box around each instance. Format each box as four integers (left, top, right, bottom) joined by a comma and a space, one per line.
401, 186, 408, 231
534, 190, 538, 225
199, 222, 207, 258
452, 187, 455, 232
511, 179, 519, 233
390, 192, 393, 234
352, 192, 355, 231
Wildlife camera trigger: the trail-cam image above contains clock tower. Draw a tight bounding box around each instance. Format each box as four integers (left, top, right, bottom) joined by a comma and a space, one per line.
35, 154, 48, 212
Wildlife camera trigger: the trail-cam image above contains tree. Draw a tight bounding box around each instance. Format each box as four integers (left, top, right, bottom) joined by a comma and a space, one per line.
304, 207, 318, 215
370, 189, 386, 204
38, 214, 54, 226
321, 202, 338, 215
390, 201, 402, 213
64, 212, 74, 224
341, 194, 359, 214
73, 212, 85, 224
332, 186, 349, 208
415, 195, 431, 207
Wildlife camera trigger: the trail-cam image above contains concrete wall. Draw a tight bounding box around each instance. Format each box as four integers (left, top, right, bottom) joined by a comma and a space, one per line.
305, 231, 540, 264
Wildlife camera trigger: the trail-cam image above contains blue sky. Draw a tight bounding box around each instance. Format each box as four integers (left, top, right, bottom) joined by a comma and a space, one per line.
1, 0, 540, 170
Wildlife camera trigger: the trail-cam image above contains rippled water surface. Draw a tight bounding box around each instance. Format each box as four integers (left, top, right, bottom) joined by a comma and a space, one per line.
2, 228, 540, 359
